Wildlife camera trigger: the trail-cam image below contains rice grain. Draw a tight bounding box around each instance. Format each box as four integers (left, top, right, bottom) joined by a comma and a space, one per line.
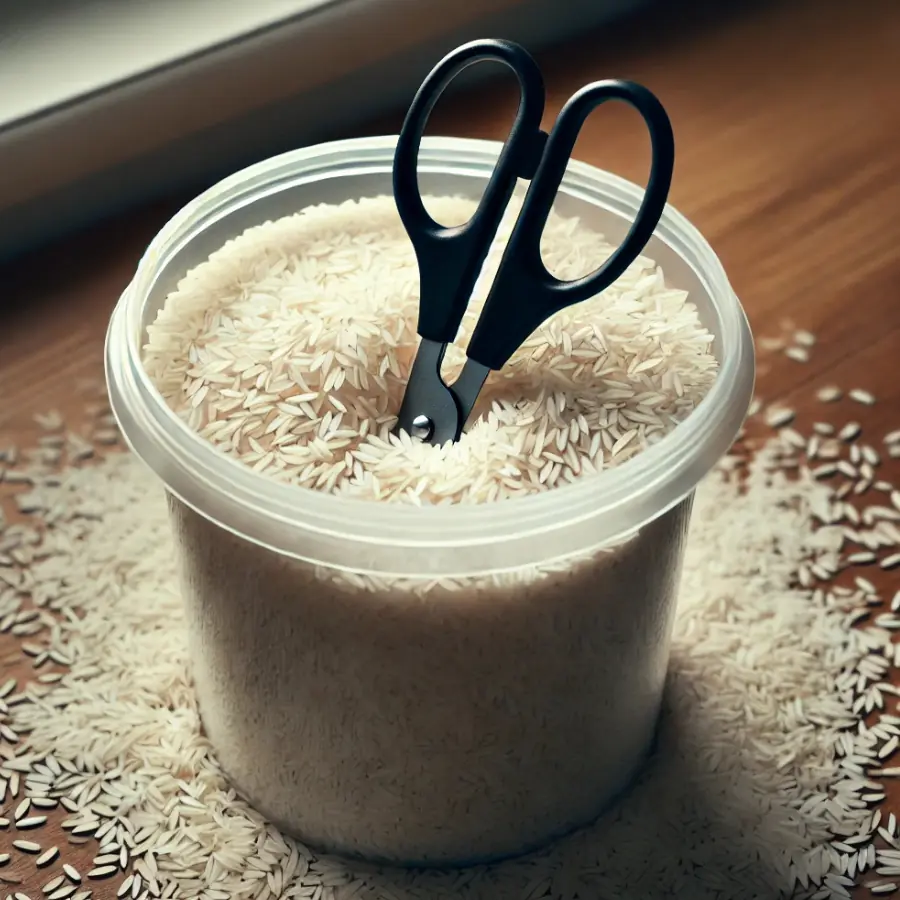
786, 346, 810, 362
13, 841, 41, 854
766, 407, 795, 428
35, 848, 58, 868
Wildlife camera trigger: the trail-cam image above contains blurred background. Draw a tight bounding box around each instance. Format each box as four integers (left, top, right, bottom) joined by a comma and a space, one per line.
0, 0, 699, 261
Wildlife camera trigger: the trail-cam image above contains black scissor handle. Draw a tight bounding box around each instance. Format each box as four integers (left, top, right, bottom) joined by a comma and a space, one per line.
393, 39, 547, 346
466, 80, 675, 371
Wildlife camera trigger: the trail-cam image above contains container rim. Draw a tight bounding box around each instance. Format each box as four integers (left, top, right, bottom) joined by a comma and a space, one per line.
106, 134, 754, 574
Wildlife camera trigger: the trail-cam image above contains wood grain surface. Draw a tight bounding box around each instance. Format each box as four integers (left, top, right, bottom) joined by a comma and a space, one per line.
1, 0, 899, 897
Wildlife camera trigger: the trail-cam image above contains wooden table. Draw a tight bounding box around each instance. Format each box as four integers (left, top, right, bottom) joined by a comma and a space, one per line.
1, 0, 899, 897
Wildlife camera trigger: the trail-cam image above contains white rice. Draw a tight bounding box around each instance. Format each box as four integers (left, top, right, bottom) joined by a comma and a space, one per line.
141, 194, 718, 504
132, 193, 724, 861
166, 485, 690, 862
5, 187, 898, 894
1, 413, 896, 897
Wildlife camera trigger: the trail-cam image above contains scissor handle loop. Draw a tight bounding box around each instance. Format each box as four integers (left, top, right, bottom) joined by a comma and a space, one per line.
393, 39, 546, 345
467, 80, 675, 370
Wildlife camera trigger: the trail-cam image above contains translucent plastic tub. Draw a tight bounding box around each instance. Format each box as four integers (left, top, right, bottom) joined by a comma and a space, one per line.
105, 135, 754, 866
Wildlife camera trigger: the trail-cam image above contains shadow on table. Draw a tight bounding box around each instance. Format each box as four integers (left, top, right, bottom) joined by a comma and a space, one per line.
309, 655, 794, 900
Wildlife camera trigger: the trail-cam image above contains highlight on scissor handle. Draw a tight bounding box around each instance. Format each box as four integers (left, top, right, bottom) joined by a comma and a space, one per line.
465, 79, 676, 372
392, 39, 548, 348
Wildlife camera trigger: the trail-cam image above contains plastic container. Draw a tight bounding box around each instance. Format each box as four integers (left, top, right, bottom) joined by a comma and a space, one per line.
105, 135, 754, 866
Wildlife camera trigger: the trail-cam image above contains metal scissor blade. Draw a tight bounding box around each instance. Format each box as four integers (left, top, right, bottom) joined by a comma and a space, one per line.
393, 339, 462, 446
447, 359, 491, 432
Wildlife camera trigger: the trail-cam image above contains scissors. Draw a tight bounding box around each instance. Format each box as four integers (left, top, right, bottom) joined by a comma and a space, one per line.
392, 38, 675, 446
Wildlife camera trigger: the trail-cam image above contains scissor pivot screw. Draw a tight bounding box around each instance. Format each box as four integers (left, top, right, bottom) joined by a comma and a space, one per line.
411, 415, 435, 442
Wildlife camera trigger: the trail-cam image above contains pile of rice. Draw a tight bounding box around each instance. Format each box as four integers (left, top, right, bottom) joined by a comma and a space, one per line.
142, 195, 718, 503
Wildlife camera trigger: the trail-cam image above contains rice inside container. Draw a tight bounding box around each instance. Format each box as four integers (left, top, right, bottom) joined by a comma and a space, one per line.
105, 136, 755, 866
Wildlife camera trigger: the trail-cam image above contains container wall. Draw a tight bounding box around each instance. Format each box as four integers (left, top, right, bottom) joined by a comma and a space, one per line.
168, 489, 694, 866
108, 139, 753, 577
106, 136, 752, 865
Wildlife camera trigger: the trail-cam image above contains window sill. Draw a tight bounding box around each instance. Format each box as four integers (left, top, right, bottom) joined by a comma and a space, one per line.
0, 0, 642, 258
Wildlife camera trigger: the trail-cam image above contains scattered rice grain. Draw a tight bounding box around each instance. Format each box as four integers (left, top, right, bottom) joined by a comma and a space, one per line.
13, 841, 41, 854
35, 848, 59, 867
849, 389, 876, 406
